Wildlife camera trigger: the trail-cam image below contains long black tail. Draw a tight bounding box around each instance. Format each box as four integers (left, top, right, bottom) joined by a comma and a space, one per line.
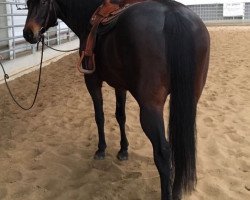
164, 8, 197, 193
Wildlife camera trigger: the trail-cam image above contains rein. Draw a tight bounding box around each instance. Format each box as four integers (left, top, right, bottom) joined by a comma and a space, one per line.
44, 43, 79, 52
0, 38, 79, 111
0, 36, 45, 110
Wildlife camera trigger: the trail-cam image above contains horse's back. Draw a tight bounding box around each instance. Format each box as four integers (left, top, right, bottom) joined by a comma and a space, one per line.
113, 0, 209, 60
117, 1, 206, 33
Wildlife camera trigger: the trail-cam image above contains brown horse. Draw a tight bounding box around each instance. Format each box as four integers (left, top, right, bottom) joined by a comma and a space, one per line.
23, 0, 210, 199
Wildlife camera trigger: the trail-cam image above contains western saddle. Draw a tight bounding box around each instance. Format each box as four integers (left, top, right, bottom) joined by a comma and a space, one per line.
77, 0, 142, 74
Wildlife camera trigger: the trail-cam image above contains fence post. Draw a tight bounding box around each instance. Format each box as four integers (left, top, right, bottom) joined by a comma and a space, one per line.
0, 0, 9, 59
10, 3, 15, 59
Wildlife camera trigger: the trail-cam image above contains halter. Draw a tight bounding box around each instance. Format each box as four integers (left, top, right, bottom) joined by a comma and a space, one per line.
39, 0, 58, 36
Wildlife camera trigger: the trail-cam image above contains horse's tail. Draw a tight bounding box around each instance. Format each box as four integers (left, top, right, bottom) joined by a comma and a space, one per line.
164, 10, 197, 193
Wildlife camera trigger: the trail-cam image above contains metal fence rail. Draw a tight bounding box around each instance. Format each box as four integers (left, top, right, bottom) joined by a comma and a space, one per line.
0, 0, 76, 60
187, 2, 250, 23
245, 3, 250, 19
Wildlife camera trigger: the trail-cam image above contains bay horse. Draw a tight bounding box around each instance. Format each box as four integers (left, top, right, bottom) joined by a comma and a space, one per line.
23, 0, 210, 199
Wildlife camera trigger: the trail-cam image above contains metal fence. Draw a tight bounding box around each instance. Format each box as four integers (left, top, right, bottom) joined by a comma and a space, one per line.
245, 3, 250, 19
0, 0, 76, 60
188, 3, 250, 22
1, 1, 250, 61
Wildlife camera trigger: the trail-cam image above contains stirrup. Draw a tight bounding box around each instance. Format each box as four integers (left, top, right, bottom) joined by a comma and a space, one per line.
77, 51, 96, 74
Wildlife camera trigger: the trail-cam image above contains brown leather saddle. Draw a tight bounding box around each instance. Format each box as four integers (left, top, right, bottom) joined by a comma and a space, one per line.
77, 0, 142, 74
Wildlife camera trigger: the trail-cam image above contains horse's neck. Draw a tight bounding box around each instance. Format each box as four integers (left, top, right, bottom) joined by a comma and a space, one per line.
55, 0, 102, 40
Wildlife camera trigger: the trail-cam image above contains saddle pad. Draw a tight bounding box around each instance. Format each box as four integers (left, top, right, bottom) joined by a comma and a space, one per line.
97, 3, 138, 35
97, 17, 119, 35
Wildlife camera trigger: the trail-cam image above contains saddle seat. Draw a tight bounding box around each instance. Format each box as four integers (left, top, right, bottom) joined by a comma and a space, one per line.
77, 0, 142, 74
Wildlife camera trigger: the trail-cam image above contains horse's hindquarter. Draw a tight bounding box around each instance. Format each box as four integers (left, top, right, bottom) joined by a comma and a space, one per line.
96, 1, 210, 103
152, 1, 210, 102
172, 3, 210, 100
96, 1, 168, 93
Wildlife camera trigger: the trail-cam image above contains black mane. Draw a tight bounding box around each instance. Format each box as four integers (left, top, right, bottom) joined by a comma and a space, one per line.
55, 0, 102, 38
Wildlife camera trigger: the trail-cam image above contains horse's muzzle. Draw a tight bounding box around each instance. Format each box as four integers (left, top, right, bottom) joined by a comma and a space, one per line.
23, 28, 40, 44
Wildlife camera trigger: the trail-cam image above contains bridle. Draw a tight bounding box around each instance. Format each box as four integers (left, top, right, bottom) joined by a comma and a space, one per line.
39, 0, 58, 38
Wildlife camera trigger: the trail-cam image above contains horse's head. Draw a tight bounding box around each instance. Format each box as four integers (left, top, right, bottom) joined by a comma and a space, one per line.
23, 0, 58, 44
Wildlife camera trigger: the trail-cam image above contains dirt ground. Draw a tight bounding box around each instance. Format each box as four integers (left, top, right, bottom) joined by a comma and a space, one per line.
0, 26, 250, 200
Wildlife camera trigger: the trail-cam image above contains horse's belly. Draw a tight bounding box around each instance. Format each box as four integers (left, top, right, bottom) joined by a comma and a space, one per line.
99, 66, 129, 90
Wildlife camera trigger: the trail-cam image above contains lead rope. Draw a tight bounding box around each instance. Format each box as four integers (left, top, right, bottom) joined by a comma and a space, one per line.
0, 36, 45, 110
44, 43, 79, 53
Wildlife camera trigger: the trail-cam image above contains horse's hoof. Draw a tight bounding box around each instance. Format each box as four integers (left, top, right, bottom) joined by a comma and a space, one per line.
117, 150, 128, 161
94, 150, 105, 160
173, 193, 182, 200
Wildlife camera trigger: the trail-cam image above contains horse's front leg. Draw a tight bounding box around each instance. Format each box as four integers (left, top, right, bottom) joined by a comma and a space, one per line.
115, 89, 129, 160
85, 74, 106, 160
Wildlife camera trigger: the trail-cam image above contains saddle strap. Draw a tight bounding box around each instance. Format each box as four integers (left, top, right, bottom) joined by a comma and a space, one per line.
77, 3, 120, 74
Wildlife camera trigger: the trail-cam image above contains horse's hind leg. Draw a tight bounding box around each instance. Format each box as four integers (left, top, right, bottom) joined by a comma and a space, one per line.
85, 75, 106, 160
115, 89, 129, 160
140, 105, 172, 200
